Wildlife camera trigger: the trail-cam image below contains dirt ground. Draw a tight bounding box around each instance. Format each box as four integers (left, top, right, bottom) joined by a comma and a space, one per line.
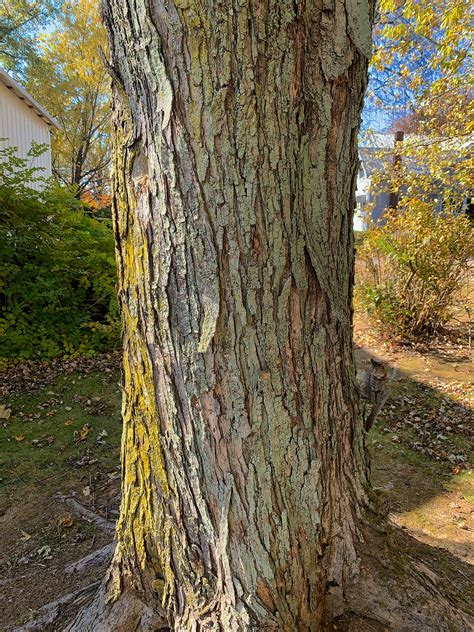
355, 316, 473, 564
0, 323, 472, 631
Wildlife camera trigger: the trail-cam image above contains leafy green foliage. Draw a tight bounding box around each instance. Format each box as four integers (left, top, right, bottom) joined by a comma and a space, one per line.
0, 0, 58, 74
0, 145, 119, 363
356, 201, 473, 338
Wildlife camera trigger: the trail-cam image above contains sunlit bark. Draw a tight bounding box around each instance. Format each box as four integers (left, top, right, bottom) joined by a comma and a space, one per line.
74, 1, 376, 629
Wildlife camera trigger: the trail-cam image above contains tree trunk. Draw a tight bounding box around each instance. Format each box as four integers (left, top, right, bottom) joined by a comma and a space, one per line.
66, 2, 471, 631
100, 0, 371, 628
68, 0, 474, 632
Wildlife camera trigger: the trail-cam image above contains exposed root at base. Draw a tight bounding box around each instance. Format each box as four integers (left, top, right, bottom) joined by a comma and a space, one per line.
19, 514, 473, 631
12, 581, 100, 632
64, 543, 115, 576
63, 583, 169, 632
59, 495, 116, 536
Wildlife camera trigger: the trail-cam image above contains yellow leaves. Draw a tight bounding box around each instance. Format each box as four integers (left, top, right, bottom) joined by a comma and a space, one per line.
379, 0, 397, 12
37, 0, 107, 87
372, 0, 471, 155
371, 49, 388, 71
408, 75, 423, 91
25, 0, 110, 192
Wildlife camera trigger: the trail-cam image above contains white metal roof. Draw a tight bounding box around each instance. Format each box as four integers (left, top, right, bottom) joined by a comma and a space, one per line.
0, 67, 59, 129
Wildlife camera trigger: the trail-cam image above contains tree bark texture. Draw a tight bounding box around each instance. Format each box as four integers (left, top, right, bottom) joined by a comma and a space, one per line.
96, 1, 375, 629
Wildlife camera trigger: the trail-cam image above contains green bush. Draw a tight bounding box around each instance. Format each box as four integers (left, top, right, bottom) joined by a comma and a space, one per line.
0, 143, 119, 363
356, 201, 473, 338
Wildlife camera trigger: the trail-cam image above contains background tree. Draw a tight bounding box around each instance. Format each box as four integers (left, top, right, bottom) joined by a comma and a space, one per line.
0, 0, 58, 74
26, 0, 111, 196
366, 0, 472, 134
69, 1, 471, 631
357, 0, 473, 339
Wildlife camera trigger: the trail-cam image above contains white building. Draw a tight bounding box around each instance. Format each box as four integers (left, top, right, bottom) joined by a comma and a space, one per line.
355, 131, 473, 230
0, 67, 59, 188
355, 132, 396, 231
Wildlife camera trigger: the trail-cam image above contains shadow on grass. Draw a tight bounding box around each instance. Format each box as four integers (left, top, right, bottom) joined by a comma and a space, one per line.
354, 346, 474, 624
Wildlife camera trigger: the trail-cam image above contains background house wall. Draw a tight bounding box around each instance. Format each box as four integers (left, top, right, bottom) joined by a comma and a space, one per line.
0, 69, 58, 190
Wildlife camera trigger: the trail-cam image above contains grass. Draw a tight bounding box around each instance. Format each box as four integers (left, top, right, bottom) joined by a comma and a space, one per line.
447, 470, 474, 504
0, 369, 122, 512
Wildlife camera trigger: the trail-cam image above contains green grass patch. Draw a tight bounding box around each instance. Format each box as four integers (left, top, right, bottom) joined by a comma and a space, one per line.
0, 370, 122, 511
446, 470, 474, 504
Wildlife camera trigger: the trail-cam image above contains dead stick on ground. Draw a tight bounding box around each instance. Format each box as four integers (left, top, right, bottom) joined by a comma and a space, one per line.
59, 496, 116, 536
64, 542, 115, 576
12, 581, 100, 632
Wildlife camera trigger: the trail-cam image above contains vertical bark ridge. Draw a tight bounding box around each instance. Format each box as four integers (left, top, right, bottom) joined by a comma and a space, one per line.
101, 0, 375, 628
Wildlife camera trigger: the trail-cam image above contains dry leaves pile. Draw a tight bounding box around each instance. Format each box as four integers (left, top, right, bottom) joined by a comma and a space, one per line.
0, 351, 121, 398
380, 382, 473, 468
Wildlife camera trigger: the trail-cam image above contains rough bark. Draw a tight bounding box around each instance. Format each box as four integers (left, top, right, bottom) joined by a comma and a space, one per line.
99, 1, 373, 628
94, 0, 370, 628
68, 2, 470, 631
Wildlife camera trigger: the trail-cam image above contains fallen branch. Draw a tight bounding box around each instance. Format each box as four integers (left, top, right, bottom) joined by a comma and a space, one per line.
64, 543, 115, 576
13, 581, 100, 632
60, 496, 116, 536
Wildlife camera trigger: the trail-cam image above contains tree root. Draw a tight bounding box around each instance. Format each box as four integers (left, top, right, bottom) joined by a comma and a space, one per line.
63, 519, 472, 632
12, 581, 100, 632
63, 583, 169, 632
59, 495, 116, 536
27, 503, 472, 631
64, 543, 115, 576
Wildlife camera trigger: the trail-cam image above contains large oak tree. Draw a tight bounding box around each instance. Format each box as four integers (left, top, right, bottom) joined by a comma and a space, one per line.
69, 1, 472, 630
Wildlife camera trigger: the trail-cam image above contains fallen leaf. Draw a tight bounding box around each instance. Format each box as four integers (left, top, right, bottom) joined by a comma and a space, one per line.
37, 545, 52, 559
66, 453, 97, 467
15, 435, 25, 442
0, 405, 11, 420
83, 485, 91, 497
74, 423, 92, 442
20, 530, 32, 541
96, 429, 108, 444
57, 515, 74, 528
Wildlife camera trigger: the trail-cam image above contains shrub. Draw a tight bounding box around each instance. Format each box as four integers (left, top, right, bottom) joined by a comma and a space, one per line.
0, 144, 119, 363
356, 201, 473, 338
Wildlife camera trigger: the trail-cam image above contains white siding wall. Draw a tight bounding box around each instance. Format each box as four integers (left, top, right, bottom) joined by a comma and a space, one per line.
0, 82, 53, 189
